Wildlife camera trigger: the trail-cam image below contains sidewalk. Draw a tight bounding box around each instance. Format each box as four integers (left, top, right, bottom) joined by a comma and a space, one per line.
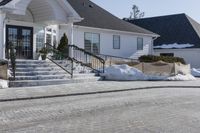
0, 79, 200, 102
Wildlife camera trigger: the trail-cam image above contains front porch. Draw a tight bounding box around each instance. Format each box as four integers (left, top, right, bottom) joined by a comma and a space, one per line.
0, 0, 82, 60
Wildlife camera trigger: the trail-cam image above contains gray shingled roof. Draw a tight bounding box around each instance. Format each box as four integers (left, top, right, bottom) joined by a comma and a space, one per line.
0, 0, 11, 6
67, 0, 157, 35
126, 13, 200, 49
0, 0, 156, 36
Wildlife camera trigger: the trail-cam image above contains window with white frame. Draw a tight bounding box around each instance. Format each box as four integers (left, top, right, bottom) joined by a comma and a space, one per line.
45, 27, 57, 47
36, 29, 45, 53
113, 35, 120, 49
137, 37, 143, 50
84, 32, 100, 54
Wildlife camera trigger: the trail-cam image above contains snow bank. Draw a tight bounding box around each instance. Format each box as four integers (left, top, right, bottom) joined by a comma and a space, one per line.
154, 43, 194, 49
167, 74, 196, 81
0, 79, 8, 89
7, 70, 12, 78
101, 64, 147, 81
191, 68, 200, 77
101, 65, 196, 81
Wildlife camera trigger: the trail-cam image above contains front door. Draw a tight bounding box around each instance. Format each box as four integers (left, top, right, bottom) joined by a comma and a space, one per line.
6, 25, 33, 59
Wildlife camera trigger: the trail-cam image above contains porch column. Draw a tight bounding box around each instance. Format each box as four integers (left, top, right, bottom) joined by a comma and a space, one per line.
0, 12, 6, 59
69, 23, 74, 58
70, 23, 74, 45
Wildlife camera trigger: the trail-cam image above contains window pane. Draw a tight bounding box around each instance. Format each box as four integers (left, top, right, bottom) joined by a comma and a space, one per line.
137, 37, 143, 50
53, 35, 57, 48
84, 33, 100, 54
113, 35, 120, 49
92, 34, 100, 54
84, 33, 92, 53
46, 34, 52, 45
36, 30, 45, 53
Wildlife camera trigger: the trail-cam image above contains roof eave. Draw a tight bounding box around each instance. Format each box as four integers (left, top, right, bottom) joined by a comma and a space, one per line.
74, 25, 159, 37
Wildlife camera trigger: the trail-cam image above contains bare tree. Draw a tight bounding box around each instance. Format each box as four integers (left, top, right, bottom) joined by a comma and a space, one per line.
124, 5, 145, 20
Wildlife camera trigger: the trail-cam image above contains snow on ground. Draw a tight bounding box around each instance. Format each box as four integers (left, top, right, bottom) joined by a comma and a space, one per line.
0, 79, 8, 89
154, 43, 194, 49
191, 68, 200, 77
7, 70, 12, 78
101, 64, 147, 81
101, 65, 196, 81
167, 74, 196, 81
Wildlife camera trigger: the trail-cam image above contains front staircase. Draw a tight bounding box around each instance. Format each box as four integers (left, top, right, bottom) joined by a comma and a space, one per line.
9, 60, 101, 88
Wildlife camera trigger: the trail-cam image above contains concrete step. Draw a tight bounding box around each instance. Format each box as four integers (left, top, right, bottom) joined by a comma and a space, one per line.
15, 67, 65, 72
12, 64, 59, 68
14, 71, 66, 76
15, 60, 50, 64
14, 75, 68, 81
9, 59, 99, 87
14, 73, 97, 80
9, 77, 101, 88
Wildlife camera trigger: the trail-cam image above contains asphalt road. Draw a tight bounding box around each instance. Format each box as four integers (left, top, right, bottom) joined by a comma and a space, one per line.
1, 87, 200, 133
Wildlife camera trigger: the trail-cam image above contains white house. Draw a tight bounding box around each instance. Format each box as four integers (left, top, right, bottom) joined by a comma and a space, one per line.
128, 13, 200, 68
0, 0, 158, 61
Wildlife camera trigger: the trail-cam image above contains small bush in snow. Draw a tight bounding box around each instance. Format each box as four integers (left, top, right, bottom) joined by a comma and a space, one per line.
139, 55, 186, 64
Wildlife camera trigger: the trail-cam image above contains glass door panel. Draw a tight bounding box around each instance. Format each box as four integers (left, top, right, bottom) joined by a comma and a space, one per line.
6, 25, 33, 59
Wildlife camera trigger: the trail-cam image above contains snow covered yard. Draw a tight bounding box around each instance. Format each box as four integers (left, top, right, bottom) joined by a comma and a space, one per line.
101, 65, 196, 81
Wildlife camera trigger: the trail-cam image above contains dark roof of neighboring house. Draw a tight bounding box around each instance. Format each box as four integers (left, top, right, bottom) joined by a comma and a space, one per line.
67, 0, 156, 35
126, 13, 200, 49
0, 0, 11, 6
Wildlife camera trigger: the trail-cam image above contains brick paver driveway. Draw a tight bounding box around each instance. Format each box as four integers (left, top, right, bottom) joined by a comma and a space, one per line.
1, 87, 200, 133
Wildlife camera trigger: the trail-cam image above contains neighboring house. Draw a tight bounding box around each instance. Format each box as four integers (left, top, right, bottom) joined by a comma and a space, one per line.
0, 0, 158, 61
126, 13, 200, 68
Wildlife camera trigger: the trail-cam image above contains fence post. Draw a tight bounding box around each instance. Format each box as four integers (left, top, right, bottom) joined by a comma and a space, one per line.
71, 60, 73, 78
142, 62, 144, 73
173, 63, 176, 76
110, 57, 112, 66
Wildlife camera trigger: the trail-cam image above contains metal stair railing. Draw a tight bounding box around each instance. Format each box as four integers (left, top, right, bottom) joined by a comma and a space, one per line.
45, 43, 74, 78
8, 42, 16, 81
98, 54, 138, 66
68, 45, 105, 73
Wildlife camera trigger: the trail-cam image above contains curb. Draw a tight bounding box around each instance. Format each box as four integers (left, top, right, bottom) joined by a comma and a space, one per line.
0, 86, 200, 102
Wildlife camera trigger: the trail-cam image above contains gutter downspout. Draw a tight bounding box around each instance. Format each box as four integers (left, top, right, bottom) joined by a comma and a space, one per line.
151, 36, 158, 55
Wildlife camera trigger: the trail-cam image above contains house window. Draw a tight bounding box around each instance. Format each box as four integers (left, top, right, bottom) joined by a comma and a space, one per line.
84, 33, 100, 54
137, 37, 143, 50
45, 27, 57, 46
53, 35, 57, 48
113, 35, 120, 49
160, 53, 174, 57
46, 34, 52, 45
36, 30, 45, 53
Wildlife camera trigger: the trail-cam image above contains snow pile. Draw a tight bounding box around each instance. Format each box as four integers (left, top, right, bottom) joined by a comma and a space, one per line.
154, 43, 194, 49
101, 64, 196, 81
191, 68, 200, 77
7, 70, 12, 78
101, 64, 147, 81
0, 79, 8, 89
167, 74, 196, 81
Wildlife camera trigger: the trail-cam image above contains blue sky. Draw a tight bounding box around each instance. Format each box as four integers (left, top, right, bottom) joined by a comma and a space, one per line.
91, 0, 200, 22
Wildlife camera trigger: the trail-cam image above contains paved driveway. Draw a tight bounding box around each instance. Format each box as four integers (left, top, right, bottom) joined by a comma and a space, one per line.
1, 87, 200, 133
